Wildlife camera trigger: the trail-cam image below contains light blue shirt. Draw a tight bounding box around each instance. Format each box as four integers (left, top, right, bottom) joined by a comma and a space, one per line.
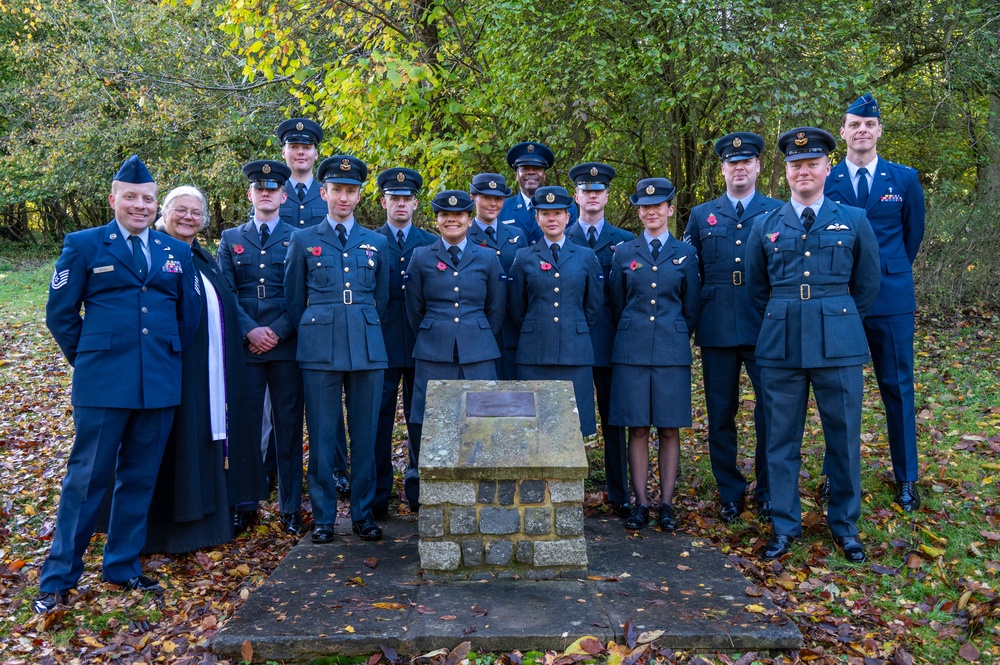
116, 221, 150, 269
253, 217, 279, 239
845, 157, 878, 198
289, 176, 315, 192
327, 217, 355, 237
474, 219, 499, 236
389, 222, 412, 243
642, 229, 671, 254
790, 197, 824, 222
726, 190, 756, 213
577, 218, 605, 239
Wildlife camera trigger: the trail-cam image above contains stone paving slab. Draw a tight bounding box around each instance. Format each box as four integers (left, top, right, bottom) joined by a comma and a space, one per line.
214, 515, 802, 662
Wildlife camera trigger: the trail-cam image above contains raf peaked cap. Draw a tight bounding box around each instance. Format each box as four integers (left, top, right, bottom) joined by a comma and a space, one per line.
714, 132, 765, 162
377, 167, 423, 196
430, 190, 475, 213
629, 178, 676, 206
569, 162, 616, 190
531, 186, 573, 210
276, 118, 324, 145
845, 93, 880, 118
113, 155, 155, 184
777, 127, 837, 162
242, 160, 291, 189
318, 155, 368, 185
469, 173, 512, 197
506, 141, 555, 169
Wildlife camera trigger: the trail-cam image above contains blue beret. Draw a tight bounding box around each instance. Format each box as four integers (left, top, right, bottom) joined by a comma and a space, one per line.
569, 162, 616, 190
714, 133, 765, 162
469, 173, 512, 197
318, 155, 368, 185
242, 160, 291, 189
531, 186, 573, 210
430, 190, 475, 213
506, 141, 555, 169
629, 178, 675, 206
377, 167, 422, 196
276, 118, 324, 145
777, 127, 837, 162
113, 155, 154, 184
845, 94, 880, 118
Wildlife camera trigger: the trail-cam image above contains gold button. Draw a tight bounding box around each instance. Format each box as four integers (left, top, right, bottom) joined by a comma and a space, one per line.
735, 240, 742, 246
651, 283, 657, 288
805, 251, 811, 257
345, 282, 351, 288
554, 273, 560, 278
553, 317, 559, 322
649, 316, 655, 321
735, 257, 741, 263
453, 271, 459, 277
454, 317, 460, 323
804, 271, 811, 277
554, 287, 559, 293
652, 266, 658, 272
553, 302, 559, 308
737, 224, 743, 229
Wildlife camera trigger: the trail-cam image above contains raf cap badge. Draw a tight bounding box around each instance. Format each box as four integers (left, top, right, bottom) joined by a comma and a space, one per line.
262, 163, 271, 174
794, 131, 808, 147
545, 192, 555, 203
489, 180, 497, 188
590, 166, 599, 176
296, 121, 304, 131
448, 195, 458, 205
527, 144, 535, 152
645, 185, 656, 195
340, 158, 352, 171
733, 137, 742, 147
396, 172, 406, 182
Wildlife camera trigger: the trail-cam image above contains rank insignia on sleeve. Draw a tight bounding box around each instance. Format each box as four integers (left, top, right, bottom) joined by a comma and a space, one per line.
194, 274, 201, 295
50, 268, 70, 289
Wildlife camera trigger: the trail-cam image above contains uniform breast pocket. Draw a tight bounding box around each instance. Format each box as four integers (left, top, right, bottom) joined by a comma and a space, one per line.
699, 225, 730, 263
354, 256, 376, 289
234, 259, 254, 283
819, 234, 856, 276
770, 237, 798, 279
307, 260, 332, 288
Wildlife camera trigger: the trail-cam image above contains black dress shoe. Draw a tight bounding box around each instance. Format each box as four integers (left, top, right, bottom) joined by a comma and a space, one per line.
352, 516, 383, 541
608, 502, 632, 518
33, 592, 60, 614
719, 500, 745, 523
817, 476, 830, 507
311, 524, 336, 544
624, 504, 650, 530
233, 510, 258, 535
118, 575, 162, 593
894, 481, 920, 512
280, 511, 307, 536
658, 504, 679, 531
762, 534, 797, 560
834, 535, 868, 563
334, 472, 351, 498
403, 468, 420, 511
757, 500, 773, 525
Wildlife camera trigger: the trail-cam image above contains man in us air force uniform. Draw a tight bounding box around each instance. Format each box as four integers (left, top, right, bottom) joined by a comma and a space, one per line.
498, 141, 578, 245
35, 155, 201, 613
684, 133, 783, 525
825, 94, 926, 512
285, 155, 390, 543
746, 127, 880, 563
565, 162, 634, 518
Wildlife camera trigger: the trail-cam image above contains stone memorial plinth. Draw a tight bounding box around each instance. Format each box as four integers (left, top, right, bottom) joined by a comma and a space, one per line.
417, 380, 588, 579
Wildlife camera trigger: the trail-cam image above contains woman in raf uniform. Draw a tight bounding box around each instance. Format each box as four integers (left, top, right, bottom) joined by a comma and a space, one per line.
508, 186, 604, 436
609, 178, 700, 532
144, 186, 268, 553
404, 190, 506, 509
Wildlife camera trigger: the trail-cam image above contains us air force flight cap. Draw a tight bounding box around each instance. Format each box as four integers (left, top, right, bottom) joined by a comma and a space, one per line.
845, 93, 880, 118
113, 155, 155, 184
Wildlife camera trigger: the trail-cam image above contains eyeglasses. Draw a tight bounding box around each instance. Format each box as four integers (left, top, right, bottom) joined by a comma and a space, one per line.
172, 207, 204, 219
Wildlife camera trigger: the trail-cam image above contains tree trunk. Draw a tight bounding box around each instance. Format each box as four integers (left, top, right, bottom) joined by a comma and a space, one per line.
977, 92, 1000, 208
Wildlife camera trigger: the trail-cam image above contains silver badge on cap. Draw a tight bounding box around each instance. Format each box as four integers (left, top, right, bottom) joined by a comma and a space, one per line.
448, 195, 458, 206
545, 192, 555, 203
488, 180, 497, 189
296, 121, 304, 131
590, 167, 598, 176
732, 137, 742, 148
527, 144, 535, 152
645, 185, 656, 195
396, 172, 406, 182
262, 163, 271, 174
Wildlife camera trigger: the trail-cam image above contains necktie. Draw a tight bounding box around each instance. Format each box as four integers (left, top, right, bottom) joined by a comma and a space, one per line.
260, 223, 270, 245
129, 235, 147, 279
587, 226, 597, 248
550, 243, 560, 263
801, 207, 816, 231
650, 237, 661, 260
296, 182, 307, 201
485, 226, 497, 243
448, 245, 461, 267
336, 223, 348, 246
396, 228, 405, 251
856, 167, 869, 207
736, 201, 745, 219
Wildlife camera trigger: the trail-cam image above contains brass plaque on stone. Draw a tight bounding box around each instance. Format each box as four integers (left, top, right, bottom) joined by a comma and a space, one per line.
465, 391, 536, 418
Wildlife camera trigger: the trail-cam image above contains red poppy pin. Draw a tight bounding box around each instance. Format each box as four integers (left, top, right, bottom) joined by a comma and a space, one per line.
707, 214, 718, 226
233, 244, 245, 255
630, 260, 642, 271
309, 246, 322, 256
540, 261, 553, 271
769, 232, 780, 242
437, 261, 447, 271
480, 240, 488, 247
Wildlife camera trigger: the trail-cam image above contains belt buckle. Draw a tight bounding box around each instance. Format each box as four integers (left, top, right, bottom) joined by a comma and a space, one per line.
800, 284, 811, 300
257, 284, 266, 299
732, 271, 742, 286
343, 289, 353, 305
